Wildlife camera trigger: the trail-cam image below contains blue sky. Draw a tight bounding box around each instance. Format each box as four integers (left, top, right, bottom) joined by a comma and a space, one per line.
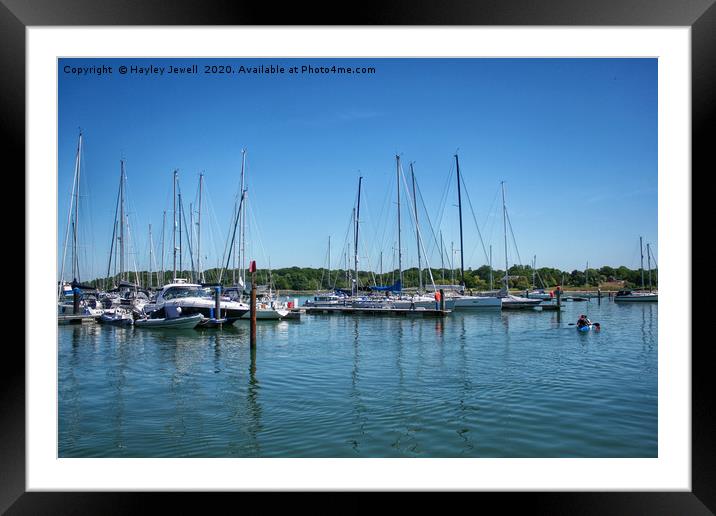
58, 58, 657, 281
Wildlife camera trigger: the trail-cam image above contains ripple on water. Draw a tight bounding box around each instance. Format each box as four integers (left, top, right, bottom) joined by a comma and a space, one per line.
58, 300, 658, 457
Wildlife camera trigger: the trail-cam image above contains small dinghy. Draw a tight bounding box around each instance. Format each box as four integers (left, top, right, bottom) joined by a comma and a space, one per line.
99, 311, 134, 326
135, 313, 203, 329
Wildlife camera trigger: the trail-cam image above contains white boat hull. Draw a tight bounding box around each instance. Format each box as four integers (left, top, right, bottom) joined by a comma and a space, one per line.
501, 295, 543, 309
614, 294, 658, 302
237, 308, 290, 321
451, 296, 502, 309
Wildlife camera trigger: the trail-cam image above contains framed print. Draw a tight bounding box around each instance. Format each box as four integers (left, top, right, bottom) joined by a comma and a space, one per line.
5, 0, 709, 512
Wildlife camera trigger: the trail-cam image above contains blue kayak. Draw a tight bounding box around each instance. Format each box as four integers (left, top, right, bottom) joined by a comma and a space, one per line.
577, 324, 591, 332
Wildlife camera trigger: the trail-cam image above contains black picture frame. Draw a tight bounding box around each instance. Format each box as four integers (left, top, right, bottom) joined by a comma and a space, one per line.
5, 0, 706, 511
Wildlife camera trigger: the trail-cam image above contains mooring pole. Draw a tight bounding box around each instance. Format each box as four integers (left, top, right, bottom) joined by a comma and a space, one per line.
556, 286, 562, 309
250, 260, 257, 349
215, 285, 221, 323
73, 286, 80, 315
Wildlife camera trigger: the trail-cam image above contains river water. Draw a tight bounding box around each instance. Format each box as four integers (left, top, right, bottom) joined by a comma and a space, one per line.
58, 298, 657, 457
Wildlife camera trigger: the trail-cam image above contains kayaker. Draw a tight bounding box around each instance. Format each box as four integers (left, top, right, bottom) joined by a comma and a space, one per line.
576, 314, 591, 328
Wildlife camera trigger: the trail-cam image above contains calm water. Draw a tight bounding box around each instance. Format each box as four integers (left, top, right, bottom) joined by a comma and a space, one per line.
58, 298, 657, 457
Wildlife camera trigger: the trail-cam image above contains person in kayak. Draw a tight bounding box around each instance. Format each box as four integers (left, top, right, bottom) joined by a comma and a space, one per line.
576, 314, 591, 328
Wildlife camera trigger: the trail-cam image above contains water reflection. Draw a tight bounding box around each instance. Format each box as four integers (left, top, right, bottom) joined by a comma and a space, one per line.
58, 298, 658, 458
246, 344, 262, 456
349, 318, 365, 453
457, 315, 475, 455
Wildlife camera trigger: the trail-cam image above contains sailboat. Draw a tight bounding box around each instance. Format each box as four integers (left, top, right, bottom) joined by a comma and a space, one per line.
101, 158, 149, 317
442, 154, 501, 309
143, 170, 250, 322
220, 149, 289, 322
58, 131, 103, 318
496, 181, 542, 309
355, 156, 454, 310
614, 237, 658, 302
526, 255, 553, 300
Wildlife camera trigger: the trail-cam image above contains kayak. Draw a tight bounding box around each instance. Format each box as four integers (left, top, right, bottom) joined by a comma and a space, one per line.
577, 324, 591, 332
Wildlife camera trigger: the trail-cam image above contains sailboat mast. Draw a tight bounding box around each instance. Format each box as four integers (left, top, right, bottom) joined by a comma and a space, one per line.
354, 176, 362, 297
396, 155, 403, 289
179, 190, 183, 277
72, 132, 83, 283
189, 202, 194, 282
380, 250, 383, 286
328, 236, 331, 288
440, 231, 445, 282
455, 154, 465, 289
639, 236, 645, 290
647, 243, 652, 292
239, 149, 247, 286
351, 208, 356, 295
172, 170, 177, 280
148, 224, 153, 288
161, 210, 166, 285
119, 159, 126, 282
198, 173, 203, 283
451, 241, 455, 284
501, 181, 509, 291
489, 245, 493, 290
586, 261, 589, 287
410, 163, 422, 291
59, 131, 82, 297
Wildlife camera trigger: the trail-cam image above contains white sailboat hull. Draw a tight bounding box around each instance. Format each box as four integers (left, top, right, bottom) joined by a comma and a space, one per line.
451, 296, 502, 309
236, 308, 290, 321
614, 293, 658, 302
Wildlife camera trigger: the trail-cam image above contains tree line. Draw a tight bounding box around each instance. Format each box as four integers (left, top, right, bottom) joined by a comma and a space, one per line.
87, 264, 657, 292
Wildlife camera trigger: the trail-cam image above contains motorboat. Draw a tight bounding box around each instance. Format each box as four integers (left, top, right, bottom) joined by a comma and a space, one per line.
142, 279, 250, 322
135, 311, 203, 329
99, 309, 134, 326
614, 290, 658, 302
303, 292, 350, 307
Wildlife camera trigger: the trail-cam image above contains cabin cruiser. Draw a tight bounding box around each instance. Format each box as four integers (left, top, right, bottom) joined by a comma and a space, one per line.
142, 279, 250, 322
614, 289, 658, 302
304, 292, 350, 307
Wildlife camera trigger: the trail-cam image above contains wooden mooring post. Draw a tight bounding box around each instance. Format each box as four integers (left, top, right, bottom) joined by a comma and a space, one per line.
250, 261, 257, 349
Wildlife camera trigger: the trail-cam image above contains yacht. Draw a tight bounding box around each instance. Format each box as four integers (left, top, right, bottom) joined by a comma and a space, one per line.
614, 290, 658, 302
142, 279, 250, 322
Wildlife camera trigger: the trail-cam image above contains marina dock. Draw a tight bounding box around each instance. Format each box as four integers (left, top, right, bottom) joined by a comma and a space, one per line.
303, 306, 450, 317
57, 314, 100, 324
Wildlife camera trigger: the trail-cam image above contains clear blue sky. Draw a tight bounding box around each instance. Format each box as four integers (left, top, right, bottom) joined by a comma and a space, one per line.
58, 58, 657, 282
